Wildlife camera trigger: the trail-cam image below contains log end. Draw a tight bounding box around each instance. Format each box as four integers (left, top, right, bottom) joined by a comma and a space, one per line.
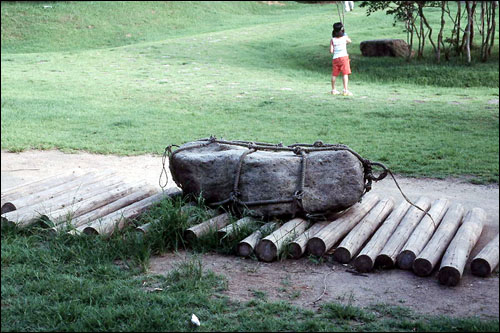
397, 250, 416, 270
83, 227, 99, 235
353, 254, 374, 273
333, 247, 352, 264
238, 242, 254, 257
438, 266, 461, 286
412, 258, 433, 277
1, 202, 16, 214
255, 239, 278, 262
184, 229, 197, 243
288, 243, 304, 259
307, 237, 327, 257
375, 254, 395, 269
471, 258, 492, 277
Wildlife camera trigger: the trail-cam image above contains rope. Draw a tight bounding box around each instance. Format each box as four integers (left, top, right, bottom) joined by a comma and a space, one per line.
162, 137, 431, 223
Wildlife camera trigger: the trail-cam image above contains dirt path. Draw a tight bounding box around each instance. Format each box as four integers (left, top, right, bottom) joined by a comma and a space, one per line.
1, 149, 498, 319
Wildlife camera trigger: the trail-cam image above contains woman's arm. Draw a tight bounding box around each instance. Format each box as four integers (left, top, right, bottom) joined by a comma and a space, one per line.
330, 39, 334, 53
345, 36, 352, 44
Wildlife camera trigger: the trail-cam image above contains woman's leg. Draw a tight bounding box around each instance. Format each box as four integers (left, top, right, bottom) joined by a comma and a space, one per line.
331, 75, 337, 91
342, 74, 349, 91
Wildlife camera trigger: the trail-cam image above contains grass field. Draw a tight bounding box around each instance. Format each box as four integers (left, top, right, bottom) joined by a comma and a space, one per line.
1, 1, 499, 332
1, 1, 498, 183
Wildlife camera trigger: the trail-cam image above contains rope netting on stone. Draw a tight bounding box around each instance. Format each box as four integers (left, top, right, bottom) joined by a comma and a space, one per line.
160, 136, 435, 224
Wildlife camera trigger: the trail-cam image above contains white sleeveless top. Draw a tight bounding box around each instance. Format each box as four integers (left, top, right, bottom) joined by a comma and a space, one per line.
331, 36, 348, 59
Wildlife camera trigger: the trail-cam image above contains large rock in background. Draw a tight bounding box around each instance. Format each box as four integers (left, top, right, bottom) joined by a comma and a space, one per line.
360, 39, 412, 57
170, 141, 365, 216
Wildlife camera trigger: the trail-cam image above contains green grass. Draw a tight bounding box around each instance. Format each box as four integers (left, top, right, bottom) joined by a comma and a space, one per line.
2, 197, 499, 332
1, 1, 498, 183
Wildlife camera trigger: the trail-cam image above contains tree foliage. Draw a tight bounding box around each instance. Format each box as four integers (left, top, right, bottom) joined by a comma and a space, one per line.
359, 1, 498, 64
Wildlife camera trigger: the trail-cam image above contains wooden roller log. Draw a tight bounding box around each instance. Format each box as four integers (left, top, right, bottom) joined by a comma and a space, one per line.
184, 213, 231, 242
1, 170, 116, 220
397, 198, 450, 270
471, 234, 499, 277
375, 197, 432, 268
307, 194, 380, 257
2, 177, 125, 228
217, 216, 256, 239
438, 208, 486, 286
353, 200, 411, 273
333, 197, 395, 264
57, 187, 157, 230
412, 204, 465, 276
238, 222, 277, 257
1, 170, 83, 212
289, 221, 330, 259
256, 218, 310, 262
82, 188, 182, 236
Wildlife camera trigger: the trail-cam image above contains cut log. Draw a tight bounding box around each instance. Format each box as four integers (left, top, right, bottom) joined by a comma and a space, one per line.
184, 213, 231, 242
471, 234, 499, 277
333, 197, 395, 264
136, 220, 156, 234
397, 198, 450, 270
58, 187, 157, 230
2, 177, 125, 228
82, 188, 182, 236
238, 222, 277, 257
353, 200, 411, 273
438, 208, 486, 286
1, 170, 115, 214
255, 218, 310, 262
412, 204, 465, 276
375, 197, 432, 268
1, 170, 83, 212
217, 216, 256, 239
307, 194, 380, 257
289, 221, 330, 259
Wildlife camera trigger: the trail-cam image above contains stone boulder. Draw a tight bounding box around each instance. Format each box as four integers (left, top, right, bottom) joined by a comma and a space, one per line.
169, 140, 366, 217
360, 39, 412, 58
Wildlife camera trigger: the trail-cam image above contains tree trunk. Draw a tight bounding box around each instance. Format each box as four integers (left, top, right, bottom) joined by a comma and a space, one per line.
396, 198, 450, 270
471, 234, 499, 277
333, 198, 395, 264
375, 197, 432, 268
289, 221, 330, 259
413, 204, 465, 277
217, 216, 256, 239
184, 213, 231, 242
353, 200, 411, 273
438, 208, 486, 286
307, 194, 380, 257
465, 1, 472, 64
238, 222, 277, 257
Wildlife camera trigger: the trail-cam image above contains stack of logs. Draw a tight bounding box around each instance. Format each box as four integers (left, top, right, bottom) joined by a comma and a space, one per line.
183, 193, 499, 286
1, 170, 181, 236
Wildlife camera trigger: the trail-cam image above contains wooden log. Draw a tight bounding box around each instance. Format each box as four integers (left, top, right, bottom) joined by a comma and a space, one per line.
471, 233, 499, 277
412, 204, 465, 276
2, 176, 125, 228
237, 222, 277, 257
57, 187, 157, 230
307, 194, 380, 257
184, 213, 231, 242
288, 221, 330, 259
1, 170, 83, 208
333, 197, 395, 264
1, 170, 115, 217
438, 208, 486, 286
397, 198, 450, 270
375, 196, 432, 268
255, 218, 310, 262
82, 188, 182, 236
353, 200, 411, 273
217, 216, 256, 239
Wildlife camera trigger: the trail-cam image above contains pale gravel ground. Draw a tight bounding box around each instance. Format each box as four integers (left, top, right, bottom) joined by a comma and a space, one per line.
1, 149, 498, 319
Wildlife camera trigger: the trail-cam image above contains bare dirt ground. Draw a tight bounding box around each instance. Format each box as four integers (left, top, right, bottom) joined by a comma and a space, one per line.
1, 149, 498, 319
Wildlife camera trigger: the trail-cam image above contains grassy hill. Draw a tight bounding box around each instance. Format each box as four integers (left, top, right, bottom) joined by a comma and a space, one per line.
1, 1, 498, 182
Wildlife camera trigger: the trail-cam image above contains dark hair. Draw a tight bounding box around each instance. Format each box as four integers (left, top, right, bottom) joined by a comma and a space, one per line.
332, 22, 344, 38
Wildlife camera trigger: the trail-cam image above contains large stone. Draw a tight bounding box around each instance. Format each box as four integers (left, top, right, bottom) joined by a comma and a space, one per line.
360, 39, 412, 58
169, 140, 366, 217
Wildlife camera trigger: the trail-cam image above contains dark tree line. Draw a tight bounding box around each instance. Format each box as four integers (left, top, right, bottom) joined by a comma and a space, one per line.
359, 1, 498, 64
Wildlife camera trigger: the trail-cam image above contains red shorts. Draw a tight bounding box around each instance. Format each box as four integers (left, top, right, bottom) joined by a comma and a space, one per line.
332, 56, 351, 76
